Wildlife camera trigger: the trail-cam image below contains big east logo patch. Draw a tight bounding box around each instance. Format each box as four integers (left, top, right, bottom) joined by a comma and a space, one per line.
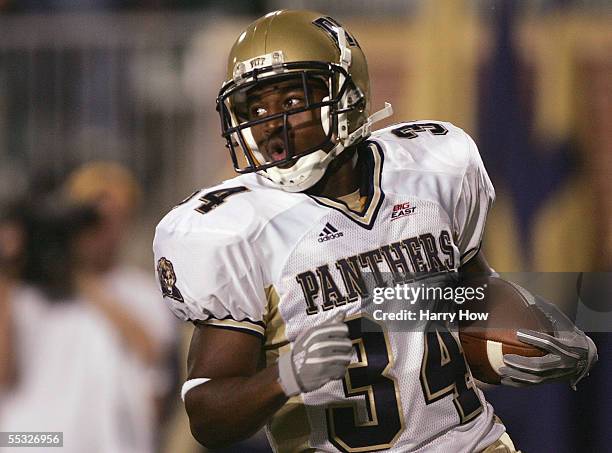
390, 202, 416, 220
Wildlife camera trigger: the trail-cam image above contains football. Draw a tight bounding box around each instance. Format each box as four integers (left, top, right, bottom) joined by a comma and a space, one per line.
458, 276, 554, 384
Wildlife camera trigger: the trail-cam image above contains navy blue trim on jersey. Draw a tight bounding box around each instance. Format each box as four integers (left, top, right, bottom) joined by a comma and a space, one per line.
361, 140, 386, 222
307, 141, 385, 231
208, 314, 267, 329
191, 314, 266, 339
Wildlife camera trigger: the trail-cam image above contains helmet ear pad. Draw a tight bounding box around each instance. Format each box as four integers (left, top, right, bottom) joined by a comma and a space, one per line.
343, 81, 367, 133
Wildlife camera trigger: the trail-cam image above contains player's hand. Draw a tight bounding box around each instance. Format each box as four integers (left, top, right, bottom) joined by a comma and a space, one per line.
278, 314, 352, 397
500, 298, 598, 389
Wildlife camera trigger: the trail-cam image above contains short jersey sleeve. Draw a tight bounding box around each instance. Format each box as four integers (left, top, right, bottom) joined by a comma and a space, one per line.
153, 214, 267, 339
454, 132, 495, 265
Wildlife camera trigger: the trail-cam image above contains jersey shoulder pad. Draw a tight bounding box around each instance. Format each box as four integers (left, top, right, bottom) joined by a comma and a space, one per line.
153, 174, 303, 328
371, 120, 477, 176
158, 173, 302, 240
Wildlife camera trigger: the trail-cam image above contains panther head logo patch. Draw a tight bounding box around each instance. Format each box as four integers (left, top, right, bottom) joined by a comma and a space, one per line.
157, 257, 184, 303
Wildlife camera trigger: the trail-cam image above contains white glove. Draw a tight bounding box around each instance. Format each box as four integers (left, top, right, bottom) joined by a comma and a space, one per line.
500, 297, 598, 390
278, 314, 352, 397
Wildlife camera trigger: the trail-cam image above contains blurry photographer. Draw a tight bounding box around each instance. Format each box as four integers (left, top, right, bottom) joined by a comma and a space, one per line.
1, 197, 171, 452
64, 162, 179, 445
0, 201, 122, 452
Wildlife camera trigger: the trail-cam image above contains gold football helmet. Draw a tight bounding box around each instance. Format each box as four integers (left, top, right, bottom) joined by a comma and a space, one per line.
217, 10, 392, 192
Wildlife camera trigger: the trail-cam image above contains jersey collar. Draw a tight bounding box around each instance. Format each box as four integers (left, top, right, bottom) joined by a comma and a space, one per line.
307, 140, 385, 230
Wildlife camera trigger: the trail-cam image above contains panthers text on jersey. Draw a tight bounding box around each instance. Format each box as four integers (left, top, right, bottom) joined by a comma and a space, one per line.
153, 121, 505, 453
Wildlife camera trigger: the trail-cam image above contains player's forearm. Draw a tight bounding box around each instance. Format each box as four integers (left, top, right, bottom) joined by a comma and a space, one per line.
185, 364, 288, 449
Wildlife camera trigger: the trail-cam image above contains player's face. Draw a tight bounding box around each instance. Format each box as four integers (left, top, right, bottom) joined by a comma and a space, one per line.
245, 78, 329, 167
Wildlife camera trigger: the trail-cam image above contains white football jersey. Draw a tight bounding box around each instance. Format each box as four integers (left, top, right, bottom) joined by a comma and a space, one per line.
153, 121, 505, 452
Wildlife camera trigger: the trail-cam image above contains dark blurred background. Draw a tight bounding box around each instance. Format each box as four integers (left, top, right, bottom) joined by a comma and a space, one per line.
0, 1, 610, 452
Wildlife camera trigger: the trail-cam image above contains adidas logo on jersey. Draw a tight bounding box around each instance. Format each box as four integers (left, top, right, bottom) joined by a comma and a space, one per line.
318, 223, 343, 242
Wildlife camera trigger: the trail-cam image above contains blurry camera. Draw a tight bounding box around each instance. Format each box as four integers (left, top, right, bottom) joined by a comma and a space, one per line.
22, 198, 100, 301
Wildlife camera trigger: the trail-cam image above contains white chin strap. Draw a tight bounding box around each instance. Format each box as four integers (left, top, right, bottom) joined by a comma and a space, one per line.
321, 96, 330, 135
261, 102, 393, 193
242, 128, 268, 164
243, 128, 258, 151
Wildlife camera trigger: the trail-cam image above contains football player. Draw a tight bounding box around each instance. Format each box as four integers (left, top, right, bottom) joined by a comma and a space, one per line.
153, 10, 597, 452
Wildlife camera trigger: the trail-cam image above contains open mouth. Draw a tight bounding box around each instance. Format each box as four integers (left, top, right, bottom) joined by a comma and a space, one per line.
266, 137, 288, 162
